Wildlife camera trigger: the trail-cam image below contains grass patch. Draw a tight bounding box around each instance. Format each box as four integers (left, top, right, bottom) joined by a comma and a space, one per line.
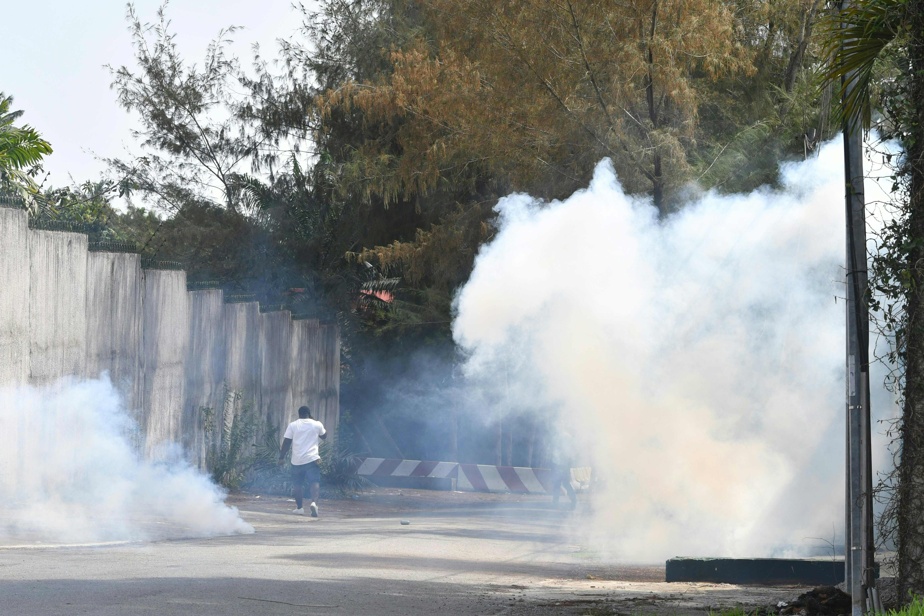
876, 595, 924, 616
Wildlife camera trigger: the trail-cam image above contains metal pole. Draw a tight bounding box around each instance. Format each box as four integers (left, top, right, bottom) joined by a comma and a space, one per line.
841, 0, 873, 610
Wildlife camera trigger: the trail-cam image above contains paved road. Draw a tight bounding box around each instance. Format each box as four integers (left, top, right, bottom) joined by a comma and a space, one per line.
0, 491, 803, 615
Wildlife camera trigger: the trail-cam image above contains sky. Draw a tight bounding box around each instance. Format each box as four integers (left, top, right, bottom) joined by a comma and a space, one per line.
0, 1, 309, 188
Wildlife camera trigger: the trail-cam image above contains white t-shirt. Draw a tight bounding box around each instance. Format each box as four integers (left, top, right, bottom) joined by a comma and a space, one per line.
284, 418, 326, 465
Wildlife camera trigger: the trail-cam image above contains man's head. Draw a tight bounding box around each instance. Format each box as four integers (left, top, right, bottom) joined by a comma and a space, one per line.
298, 405, 311, 419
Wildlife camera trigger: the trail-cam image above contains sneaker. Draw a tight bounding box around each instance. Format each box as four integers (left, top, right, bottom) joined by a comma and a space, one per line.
309, 502, 318, 518
292, 507, 305, 515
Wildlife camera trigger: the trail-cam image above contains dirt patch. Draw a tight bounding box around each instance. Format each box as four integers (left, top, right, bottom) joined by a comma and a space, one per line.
777, 586, 852, 616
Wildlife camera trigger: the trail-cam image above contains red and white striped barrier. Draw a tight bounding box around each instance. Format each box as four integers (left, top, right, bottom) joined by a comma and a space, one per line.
455, 463, 552, 494
355, 458, 587, 495
355, 458, 458, 480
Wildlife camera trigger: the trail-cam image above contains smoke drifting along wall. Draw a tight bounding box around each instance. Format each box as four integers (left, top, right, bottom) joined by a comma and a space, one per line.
0, 207, 339, 542
0, 377, 254, 544
453, 139, 895, 561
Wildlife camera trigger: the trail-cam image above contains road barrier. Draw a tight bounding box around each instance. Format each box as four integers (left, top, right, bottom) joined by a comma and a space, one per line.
355, 458, 458, 481
355, 458, 591, 495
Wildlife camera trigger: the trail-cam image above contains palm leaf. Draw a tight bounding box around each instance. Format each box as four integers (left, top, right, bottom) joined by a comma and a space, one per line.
0, 125, 53, 170
817, 0, 907, 129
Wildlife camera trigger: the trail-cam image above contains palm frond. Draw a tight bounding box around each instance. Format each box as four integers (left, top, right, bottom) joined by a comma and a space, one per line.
817, 0, 907, 129
0, 125, 53, 170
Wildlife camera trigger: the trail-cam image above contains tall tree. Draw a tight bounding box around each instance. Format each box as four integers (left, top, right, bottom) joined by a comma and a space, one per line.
318, 0, 760, 214
108, 5, 266, 215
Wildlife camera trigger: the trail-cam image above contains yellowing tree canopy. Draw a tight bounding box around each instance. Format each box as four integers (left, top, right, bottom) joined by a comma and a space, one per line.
320, 0, 762, 214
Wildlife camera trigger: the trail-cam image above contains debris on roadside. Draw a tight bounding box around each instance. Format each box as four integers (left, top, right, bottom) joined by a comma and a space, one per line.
776, 586, 851, 616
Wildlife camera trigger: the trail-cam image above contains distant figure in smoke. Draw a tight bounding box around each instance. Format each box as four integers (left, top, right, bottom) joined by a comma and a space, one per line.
278, 405, 327, 517
550, 462, 578, 509
550, 440, 578, 510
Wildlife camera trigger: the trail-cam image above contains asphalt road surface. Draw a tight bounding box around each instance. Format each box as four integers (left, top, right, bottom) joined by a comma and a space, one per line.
0, 489, 805, 615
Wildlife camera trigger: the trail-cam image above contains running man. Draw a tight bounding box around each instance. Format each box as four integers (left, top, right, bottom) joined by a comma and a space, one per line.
278, 405, 327, 516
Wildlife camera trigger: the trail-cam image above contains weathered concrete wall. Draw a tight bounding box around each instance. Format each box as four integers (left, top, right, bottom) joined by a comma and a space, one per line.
185, 289, 226, 467
0, 208, 30, 386
318, 323, 341, 431
85, 251, 144, 419
28, 229, 88, 384
288, 319, 340, 435
258, 310, 293, 435
142, 269, 189, 457
0, 209, 340, 464
223, 301, 261, 416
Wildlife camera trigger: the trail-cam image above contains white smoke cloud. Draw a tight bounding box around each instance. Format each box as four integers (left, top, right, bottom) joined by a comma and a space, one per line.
0, 376, 253, 545
453, 138, 895, 561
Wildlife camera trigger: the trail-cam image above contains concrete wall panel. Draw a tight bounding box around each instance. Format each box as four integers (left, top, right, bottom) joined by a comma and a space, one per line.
222, 302, 260, 408
185, 289, 226, 467
258, 310, 293, 435
289, 319, 338, 440
85, 251, 144, 419
142, 269, 189, 457
0, 208, 30, 386
28, 230, 87, 384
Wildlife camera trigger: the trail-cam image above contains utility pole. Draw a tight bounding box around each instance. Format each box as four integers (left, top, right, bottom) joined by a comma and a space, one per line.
841, 1, 875, 612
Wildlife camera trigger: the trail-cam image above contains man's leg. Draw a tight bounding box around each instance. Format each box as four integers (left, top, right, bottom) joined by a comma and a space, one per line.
309, 482, 320, 517
307, 462, 321, 517
291, 464, 307, 513
310, 482, 320, 504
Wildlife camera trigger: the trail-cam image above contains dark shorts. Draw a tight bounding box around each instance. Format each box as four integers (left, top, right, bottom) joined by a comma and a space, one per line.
291, 460, 321, 485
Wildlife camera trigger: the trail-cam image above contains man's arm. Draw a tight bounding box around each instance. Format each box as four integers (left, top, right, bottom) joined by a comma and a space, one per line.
278, 437, 292, 463
320, 432, 328, 440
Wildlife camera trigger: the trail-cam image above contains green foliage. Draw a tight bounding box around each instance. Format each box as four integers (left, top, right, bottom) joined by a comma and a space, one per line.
0, 92, 52, 209
203, 391, 260, 490
107, 4, 268, 215
817, 0, 909, 130
243, 418, 294, 495
318, 436, 372, 496
31, 181, 120, 235
0, 93, 52, 171
874, 594, 924, 615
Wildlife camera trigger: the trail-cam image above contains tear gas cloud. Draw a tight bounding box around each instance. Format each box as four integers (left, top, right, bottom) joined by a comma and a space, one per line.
453, 138, 895, 561
0, 376, 253, 545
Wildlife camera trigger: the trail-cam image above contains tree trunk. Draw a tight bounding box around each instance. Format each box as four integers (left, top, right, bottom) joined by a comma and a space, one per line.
898, 0, 924, 600
783, 0, 823, 93
652, 154, 664, 214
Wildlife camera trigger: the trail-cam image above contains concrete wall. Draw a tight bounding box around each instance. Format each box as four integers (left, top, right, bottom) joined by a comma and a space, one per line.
0, 208, 30, 386
142, 269, 190, 457
85, 251, 144, 418
185, 289, 226, 467
290, 319, 340, 431
29, 229, 88, 384
258, 310, 294, 435
0, 206, 340, 464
